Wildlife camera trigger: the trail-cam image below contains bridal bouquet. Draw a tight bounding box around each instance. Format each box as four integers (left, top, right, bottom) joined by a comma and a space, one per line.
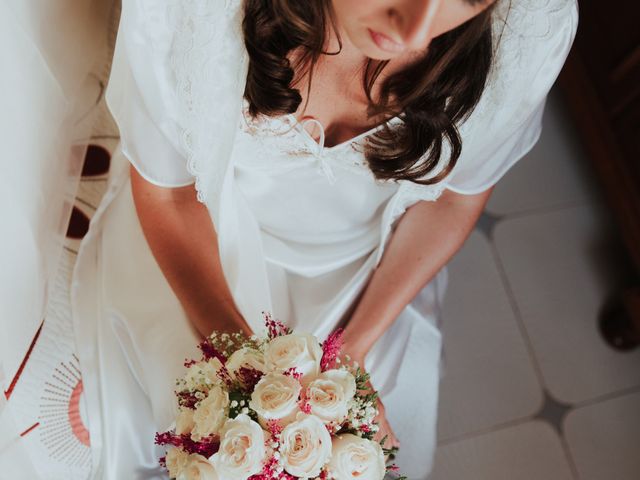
155, 314, 404, 479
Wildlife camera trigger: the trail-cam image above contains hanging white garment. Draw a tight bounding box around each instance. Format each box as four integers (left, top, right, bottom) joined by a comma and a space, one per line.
69, 0, 578, 478
0, 1, 116, 475
0, 0, 100, 380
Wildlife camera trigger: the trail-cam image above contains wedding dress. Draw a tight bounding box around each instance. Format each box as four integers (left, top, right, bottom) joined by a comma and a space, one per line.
70, 0, 578, 478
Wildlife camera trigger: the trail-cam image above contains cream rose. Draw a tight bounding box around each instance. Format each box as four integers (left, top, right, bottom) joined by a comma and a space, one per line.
265, 333, 322, 382
211, 414, 267, 479
165, 447, 190, 479
184, 358, 224, 391
176, 454, 219, 480
191, 384, 229, 440
249, 373, 301, 426
175, 407, 196, 435
280, 413, 332, 477
225, 347, 266, 379
328, 434, 386, 480
306, 369, 357, 425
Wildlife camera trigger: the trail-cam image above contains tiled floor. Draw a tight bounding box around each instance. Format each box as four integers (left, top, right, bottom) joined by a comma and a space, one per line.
433, 88, 640, 479
437, 231, 542, 442
431, 421, 575, 480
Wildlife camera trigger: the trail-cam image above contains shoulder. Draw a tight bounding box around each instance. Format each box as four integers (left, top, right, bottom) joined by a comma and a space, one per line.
430, 0, 578, 194
455, 0, 578, 137
493, 0, 578, 42
114, 0, 249, 200
486, 0, 578, 107
127, 0, 249, 131
492, 0, 578, 54
133, 0, 245, 45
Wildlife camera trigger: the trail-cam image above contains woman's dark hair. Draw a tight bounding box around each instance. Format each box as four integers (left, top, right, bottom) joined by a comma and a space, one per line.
242, 0, 496, 185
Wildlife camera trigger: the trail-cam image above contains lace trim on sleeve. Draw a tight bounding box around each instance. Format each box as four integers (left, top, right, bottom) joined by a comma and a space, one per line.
140, 0, 249, 206
484, 0, 575, 112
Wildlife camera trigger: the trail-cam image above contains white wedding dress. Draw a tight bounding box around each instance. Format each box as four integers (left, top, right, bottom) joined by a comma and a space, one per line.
70, 1, 578, 478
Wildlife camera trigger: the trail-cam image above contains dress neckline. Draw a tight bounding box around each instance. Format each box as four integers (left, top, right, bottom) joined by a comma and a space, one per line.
286, 113, 402, 153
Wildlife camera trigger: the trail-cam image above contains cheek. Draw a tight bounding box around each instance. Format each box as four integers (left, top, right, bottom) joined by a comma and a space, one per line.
432, 2, 490, 36
332, 0, 390, 30
331, 0, 394, 58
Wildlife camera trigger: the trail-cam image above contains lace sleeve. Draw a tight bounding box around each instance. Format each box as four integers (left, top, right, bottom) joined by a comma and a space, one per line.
106, 0, 192, 187
107, 0, 248, 196
442, 0, 579, 194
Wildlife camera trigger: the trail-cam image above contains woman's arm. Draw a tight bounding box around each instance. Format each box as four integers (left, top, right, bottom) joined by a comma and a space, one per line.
129, 165, 253, 338
341, 187, 492, 449
341, 186, 493, 361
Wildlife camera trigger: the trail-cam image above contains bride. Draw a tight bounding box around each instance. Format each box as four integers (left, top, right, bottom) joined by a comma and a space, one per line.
70, 0, 577, 478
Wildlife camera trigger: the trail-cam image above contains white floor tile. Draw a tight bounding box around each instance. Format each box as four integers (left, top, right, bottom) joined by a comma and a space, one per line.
438, 231, 542, 441
486, 88, 598, 217
564, 391, 640, 480
494, 204, 640, 404
430, 421, 575, 480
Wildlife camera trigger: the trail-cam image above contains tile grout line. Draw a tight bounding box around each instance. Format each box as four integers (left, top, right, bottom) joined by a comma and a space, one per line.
435, 384, 640, 450
437, 413, 537, 446
437, 410, 579, 480
571, 384, 640, 411
486, 228, 547, 400
485, 221, 582, 480
486, 202, 640, 403
557, 426, 582, 480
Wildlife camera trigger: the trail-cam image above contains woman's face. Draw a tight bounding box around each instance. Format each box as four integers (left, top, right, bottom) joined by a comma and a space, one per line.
331, 0, 496, 60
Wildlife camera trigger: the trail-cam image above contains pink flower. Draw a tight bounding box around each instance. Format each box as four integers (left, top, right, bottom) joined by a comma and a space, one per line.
154, 431, 219, 458
320, 328, 344, 371
198, 338, 227, 364
263, 312, 291, 340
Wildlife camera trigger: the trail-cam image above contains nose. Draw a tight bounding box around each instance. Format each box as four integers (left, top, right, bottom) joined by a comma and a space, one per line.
390, 0, 441, 49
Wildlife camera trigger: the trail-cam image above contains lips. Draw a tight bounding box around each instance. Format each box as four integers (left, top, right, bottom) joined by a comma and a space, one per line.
367, 28, 406, 54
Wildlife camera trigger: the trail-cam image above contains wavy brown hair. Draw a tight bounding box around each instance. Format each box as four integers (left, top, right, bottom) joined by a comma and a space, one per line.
242, 0, 496, 185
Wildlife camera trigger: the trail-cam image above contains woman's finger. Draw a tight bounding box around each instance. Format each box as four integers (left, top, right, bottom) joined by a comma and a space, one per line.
374, 399, 400, 449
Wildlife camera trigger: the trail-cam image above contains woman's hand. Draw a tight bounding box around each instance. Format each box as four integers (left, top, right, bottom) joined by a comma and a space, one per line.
361, 376, 400, 453
344, 351, 400, 454
371, 386, 400, 451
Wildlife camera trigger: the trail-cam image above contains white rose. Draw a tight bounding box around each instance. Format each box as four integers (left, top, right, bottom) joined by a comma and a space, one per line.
165, 447, 190, 479
175, 407, 196, 435
249, 373, 301, 427
265, 333, 322, 382
306, 369, 357, 425
328, 434, 386, 480
226, 347, 266, 379
280, 413, 332, 478
184, 358, 224, 391
176, 454, 219, 480
191, 385, 229, 440
211, 414, 267, 479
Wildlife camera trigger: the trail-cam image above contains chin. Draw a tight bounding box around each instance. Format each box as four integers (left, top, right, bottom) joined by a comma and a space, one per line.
363, 49, 397, 61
